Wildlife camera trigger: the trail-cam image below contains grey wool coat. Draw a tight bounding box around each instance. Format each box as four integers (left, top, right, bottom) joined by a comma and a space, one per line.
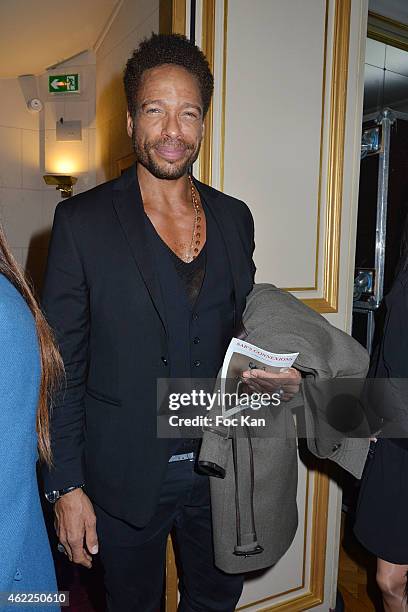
198, 283, 370, 574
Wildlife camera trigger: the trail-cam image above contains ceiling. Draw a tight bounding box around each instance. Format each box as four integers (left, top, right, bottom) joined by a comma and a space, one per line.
1, 1, 407, 80
0, 0, 119, 78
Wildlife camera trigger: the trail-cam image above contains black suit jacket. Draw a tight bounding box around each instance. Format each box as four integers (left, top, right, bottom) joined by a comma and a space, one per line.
42, 164, 255, 526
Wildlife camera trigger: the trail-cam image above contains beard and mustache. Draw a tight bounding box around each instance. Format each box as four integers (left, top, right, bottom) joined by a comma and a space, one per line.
132, 127, 201, 180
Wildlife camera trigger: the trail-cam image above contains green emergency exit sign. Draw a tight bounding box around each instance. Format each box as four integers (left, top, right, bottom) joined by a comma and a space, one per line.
48, 74, 80, 93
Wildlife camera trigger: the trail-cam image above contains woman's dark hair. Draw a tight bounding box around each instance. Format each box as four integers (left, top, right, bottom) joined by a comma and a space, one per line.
124, 33, 214, 119
0, 224, 64, 466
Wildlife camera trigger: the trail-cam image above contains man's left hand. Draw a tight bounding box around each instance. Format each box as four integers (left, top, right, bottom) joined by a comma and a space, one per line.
241, 367, 301, 401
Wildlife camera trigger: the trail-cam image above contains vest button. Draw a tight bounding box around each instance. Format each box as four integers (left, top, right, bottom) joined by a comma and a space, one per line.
193, 360, 201, 367
161, 356, 168, 366
193, 336, 200, 344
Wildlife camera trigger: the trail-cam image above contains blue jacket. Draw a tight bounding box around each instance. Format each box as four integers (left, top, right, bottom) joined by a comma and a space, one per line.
0, 274, 59, 611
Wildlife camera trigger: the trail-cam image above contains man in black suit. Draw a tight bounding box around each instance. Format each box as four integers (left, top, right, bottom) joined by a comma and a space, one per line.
42, 33, 297, 611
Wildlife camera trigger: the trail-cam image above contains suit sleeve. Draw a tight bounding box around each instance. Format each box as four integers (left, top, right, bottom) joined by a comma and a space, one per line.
42, 202, 89, 492
249, 209, 256, 283
243, 202, 256, 283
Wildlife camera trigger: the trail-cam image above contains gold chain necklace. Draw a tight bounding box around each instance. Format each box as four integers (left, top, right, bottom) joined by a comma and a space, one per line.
187, 175, 202, 262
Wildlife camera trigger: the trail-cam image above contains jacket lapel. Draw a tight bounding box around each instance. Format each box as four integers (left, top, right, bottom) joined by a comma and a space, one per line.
193, 178, 250, 321
112, 165, 167, 331
112, 167, 250, 332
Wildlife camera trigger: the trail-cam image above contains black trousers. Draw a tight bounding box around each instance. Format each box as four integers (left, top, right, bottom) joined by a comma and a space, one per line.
94, 458, 244, 612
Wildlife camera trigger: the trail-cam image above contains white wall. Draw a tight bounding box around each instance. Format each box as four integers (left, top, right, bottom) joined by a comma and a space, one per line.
95, 0, 160, 183
0, 77, 45, 289
0, 50, 96, 292
222, 0, 325, 290
39, 50, 97, 194
0, 0, 160, 293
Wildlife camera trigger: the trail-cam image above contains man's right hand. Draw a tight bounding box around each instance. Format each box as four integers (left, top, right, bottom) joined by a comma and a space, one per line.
54, 488, 98, 568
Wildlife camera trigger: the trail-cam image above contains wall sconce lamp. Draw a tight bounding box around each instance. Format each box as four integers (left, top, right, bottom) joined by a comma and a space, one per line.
43, 175, 78, 198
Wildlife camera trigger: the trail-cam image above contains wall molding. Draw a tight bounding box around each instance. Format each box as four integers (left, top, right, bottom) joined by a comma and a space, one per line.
199, 0, 351, 314
285, 0, 350, 312
310, 0, 351, 313
160, 0, 186, 35
234, 468, 330, 612
199, 0, 216, 185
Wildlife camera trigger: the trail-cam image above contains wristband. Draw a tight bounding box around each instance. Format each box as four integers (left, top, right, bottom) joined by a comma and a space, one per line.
45, 484, 84, 504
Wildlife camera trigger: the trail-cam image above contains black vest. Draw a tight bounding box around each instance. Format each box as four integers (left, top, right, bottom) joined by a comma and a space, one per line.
145, 201, 235, 453
146, 201, 235, 378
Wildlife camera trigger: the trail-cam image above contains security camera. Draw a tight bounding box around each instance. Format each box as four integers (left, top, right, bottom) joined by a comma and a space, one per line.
27, 98, 43, 113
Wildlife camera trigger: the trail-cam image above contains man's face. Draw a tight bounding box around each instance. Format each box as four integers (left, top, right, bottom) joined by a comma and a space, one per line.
127, 64, 205, 180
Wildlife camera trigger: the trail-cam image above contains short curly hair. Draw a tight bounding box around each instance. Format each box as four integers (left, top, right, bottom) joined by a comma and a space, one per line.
124, 33, 214, 119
